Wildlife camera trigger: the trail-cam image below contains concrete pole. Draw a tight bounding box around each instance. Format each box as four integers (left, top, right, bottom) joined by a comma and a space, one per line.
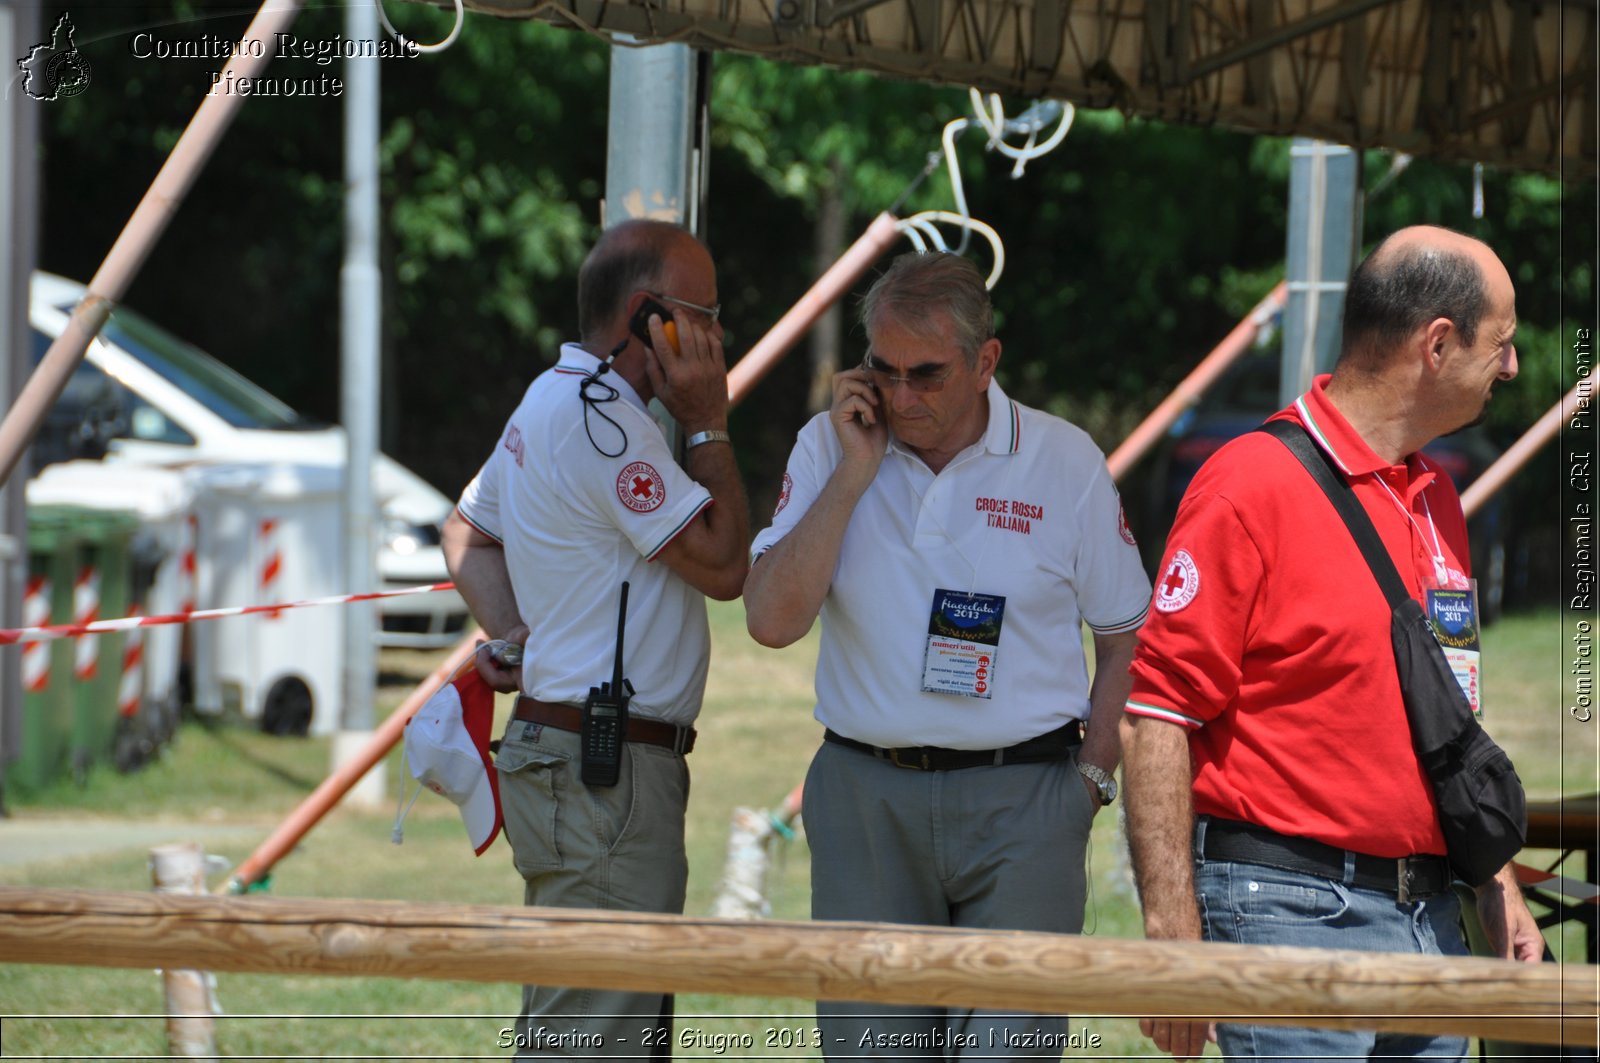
0, 0, 40, 806
1281, 139, 1362, 405
604, 42, 705, 448
604, 44, 702, 232
336, 0, 384, 808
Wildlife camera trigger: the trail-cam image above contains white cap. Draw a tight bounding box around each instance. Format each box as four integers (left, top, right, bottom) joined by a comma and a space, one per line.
403, 663, 502, 855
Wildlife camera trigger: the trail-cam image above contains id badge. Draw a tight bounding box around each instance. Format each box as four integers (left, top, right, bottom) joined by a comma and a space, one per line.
1427, 582, 1482, 718
922, 589, 1005, 699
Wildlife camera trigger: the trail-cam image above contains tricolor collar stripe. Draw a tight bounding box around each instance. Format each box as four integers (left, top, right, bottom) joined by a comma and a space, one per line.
1293, 396, 1353, 475
1125, 699, 1205, 729
1007, 401, 1021, 454
554, 365, 590, 376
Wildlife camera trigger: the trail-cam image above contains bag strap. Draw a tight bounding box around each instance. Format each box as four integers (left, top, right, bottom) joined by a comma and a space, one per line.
1255, 420, 1413, 610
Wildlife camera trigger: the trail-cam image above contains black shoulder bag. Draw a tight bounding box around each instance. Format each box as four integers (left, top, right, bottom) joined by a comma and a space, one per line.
1259, 419, 1526, 888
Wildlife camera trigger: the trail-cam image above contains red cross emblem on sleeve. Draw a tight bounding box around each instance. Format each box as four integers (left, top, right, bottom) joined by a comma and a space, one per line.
1154, 549, 1200, 613
617, 461, 667, 513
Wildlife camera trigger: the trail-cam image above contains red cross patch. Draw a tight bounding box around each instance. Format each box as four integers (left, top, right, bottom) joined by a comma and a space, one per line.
1154, 549, 1200, 613
773, 472, 794, 517
617, 461, 667, 513
1117, 499, 1137, 545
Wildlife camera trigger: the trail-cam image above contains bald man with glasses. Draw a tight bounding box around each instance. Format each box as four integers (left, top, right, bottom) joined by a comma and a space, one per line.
444, 219, 748, 1059
745, 252, 1151, 1058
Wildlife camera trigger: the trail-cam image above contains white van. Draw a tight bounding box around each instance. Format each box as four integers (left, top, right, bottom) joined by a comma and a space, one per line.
28, 271, 469, 649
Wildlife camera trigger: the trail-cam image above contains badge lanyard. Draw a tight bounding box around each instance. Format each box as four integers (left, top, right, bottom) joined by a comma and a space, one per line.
1373, 466, 1483, 717
1371, 472, 1449, 588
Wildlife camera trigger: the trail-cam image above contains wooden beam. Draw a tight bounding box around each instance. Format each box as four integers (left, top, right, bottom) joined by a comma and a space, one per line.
1184, 0, 1400, 81
0, 888, 1593, 1047
1246, 0, 1278, 110
1337, 12, 1368, 134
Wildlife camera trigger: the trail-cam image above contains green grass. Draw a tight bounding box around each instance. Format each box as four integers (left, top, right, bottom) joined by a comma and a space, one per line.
0, 605, 1593, 1058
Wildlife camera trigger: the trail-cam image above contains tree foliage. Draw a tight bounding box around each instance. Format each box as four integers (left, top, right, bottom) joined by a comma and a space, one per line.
33, 1, 1594, 549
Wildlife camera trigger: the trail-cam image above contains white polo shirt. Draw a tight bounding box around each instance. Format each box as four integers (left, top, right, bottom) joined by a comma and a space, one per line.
751, 380, 1150, 749
457, 344, 713, 725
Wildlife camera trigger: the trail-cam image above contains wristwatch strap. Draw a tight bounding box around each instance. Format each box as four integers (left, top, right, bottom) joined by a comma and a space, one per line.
685, 429, 732, 449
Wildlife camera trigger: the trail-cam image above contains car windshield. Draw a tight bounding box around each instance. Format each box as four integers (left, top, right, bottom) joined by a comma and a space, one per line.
90, 305, 308, 430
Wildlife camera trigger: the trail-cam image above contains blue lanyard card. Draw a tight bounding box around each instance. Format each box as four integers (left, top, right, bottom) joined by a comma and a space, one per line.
921, 589, 1006, 699
1427, 585, 1482, 718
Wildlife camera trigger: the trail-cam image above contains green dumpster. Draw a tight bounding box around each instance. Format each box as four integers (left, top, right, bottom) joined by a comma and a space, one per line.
68, 509, 137, 783
15, 507, 85, 792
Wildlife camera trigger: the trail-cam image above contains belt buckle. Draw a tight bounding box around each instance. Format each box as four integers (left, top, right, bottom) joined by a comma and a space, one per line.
889, 747, 930, 770
1397, 859, 1414, 904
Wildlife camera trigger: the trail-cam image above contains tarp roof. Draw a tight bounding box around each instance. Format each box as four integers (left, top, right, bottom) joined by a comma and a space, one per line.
467, 0, 1596, 176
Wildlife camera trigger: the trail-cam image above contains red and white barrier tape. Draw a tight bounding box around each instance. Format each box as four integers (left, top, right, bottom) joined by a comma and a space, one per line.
0, 582, 457, 646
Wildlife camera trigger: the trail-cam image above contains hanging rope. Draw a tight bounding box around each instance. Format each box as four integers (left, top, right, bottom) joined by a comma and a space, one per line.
895, 89, 1075, 288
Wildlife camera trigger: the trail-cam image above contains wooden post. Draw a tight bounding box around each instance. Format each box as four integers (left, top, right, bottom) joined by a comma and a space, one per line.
0, 887, 1592, 1048
148, 846, 216, 1060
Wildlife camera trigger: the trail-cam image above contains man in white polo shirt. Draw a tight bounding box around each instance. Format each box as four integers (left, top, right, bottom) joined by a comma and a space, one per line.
744, 252, 1150, 1057
442, 219, 749, 1058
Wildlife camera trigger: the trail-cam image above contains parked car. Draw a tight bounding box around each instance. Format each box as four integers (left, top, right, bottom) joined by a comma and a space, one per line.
1142, 348, 1511, 622
27, 271, 469, 648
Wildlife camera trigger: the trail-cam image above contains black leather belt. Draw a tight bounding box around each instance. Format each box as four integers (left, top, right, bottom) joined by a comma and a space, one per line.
513, 697, 696, 755
1198, 817, 1451, 902
823, 720, 1083, 771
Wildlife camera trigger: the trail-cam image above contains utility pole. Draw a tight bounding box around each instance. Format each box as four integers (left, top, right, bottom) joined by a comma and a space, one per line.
604, 43, 708, 235
1281, 138, 1362, 405
336, 0, 384, 807
0, 0, 41, 808
605, 41, 710, 449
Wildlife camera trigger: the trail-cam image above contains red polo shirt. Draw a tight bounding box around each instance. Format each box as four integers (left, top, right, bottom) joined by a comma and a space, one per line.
1127, 376, 1472, 858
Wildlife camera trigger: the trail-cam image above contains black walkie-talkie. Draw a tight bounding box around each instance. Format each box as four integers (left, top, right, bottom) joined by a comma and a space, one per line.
581, 582, 633, 787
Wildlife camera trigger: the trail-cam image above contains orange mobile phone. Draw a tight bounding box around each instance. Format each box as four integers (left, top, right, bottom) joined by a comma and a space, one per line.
629, 298, 681, 353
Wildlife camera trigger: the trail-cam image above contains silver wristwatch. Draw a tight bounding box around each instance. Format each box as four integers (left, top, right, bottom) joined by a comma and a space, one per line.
1076, 761, 1118, 806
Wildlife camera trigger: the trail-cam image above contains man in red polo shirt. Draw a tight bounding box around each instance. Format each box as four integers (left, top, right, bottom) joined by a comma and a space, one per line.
1121, 225, 1543, 1062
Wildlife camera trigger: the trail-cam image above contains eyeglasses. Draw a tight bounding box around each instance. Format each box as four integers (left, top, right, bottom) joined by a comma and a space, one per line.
861, 353, 957, 394
652, 291, 721, 323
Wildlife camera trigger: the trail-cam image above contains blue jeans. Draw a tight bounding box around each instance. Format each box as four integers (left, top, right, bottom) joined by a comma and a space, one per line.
1195, 854, 1470, 1062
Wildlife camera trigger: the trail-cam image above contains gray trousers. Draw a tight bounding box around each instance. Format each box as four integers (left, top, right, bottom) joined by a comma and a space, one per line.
495, 721, 690, 1059
804, 739, 1095, 1059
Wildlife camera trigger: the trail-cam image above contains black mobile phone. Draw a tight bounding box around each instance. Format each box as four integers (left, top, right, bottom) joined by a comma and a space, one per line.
628, 298, 679, 352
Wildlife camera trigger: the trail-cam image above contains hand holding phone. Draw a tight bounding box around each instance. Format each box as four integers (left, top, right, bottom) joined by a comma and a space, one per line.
829, 367, 889, 478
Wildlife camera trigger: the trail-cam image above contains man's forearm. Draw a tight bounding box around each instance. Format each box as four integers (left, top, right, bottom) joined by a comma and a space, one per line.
441, 512, 523, 640
744, 464, 874, 648
683, 439, 751, 572
1120, 713, 1203, 940
1082, 631, 1137, 771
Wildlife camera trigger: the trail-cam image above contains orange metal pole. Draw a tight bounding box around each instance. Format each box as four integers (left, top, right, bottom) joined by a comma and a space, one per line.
0, 0, 307, 487
1106, 281, 1289, 483
221, 634, 480, 894
727, 212, 903, 407
1461, 381, 1588, 518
